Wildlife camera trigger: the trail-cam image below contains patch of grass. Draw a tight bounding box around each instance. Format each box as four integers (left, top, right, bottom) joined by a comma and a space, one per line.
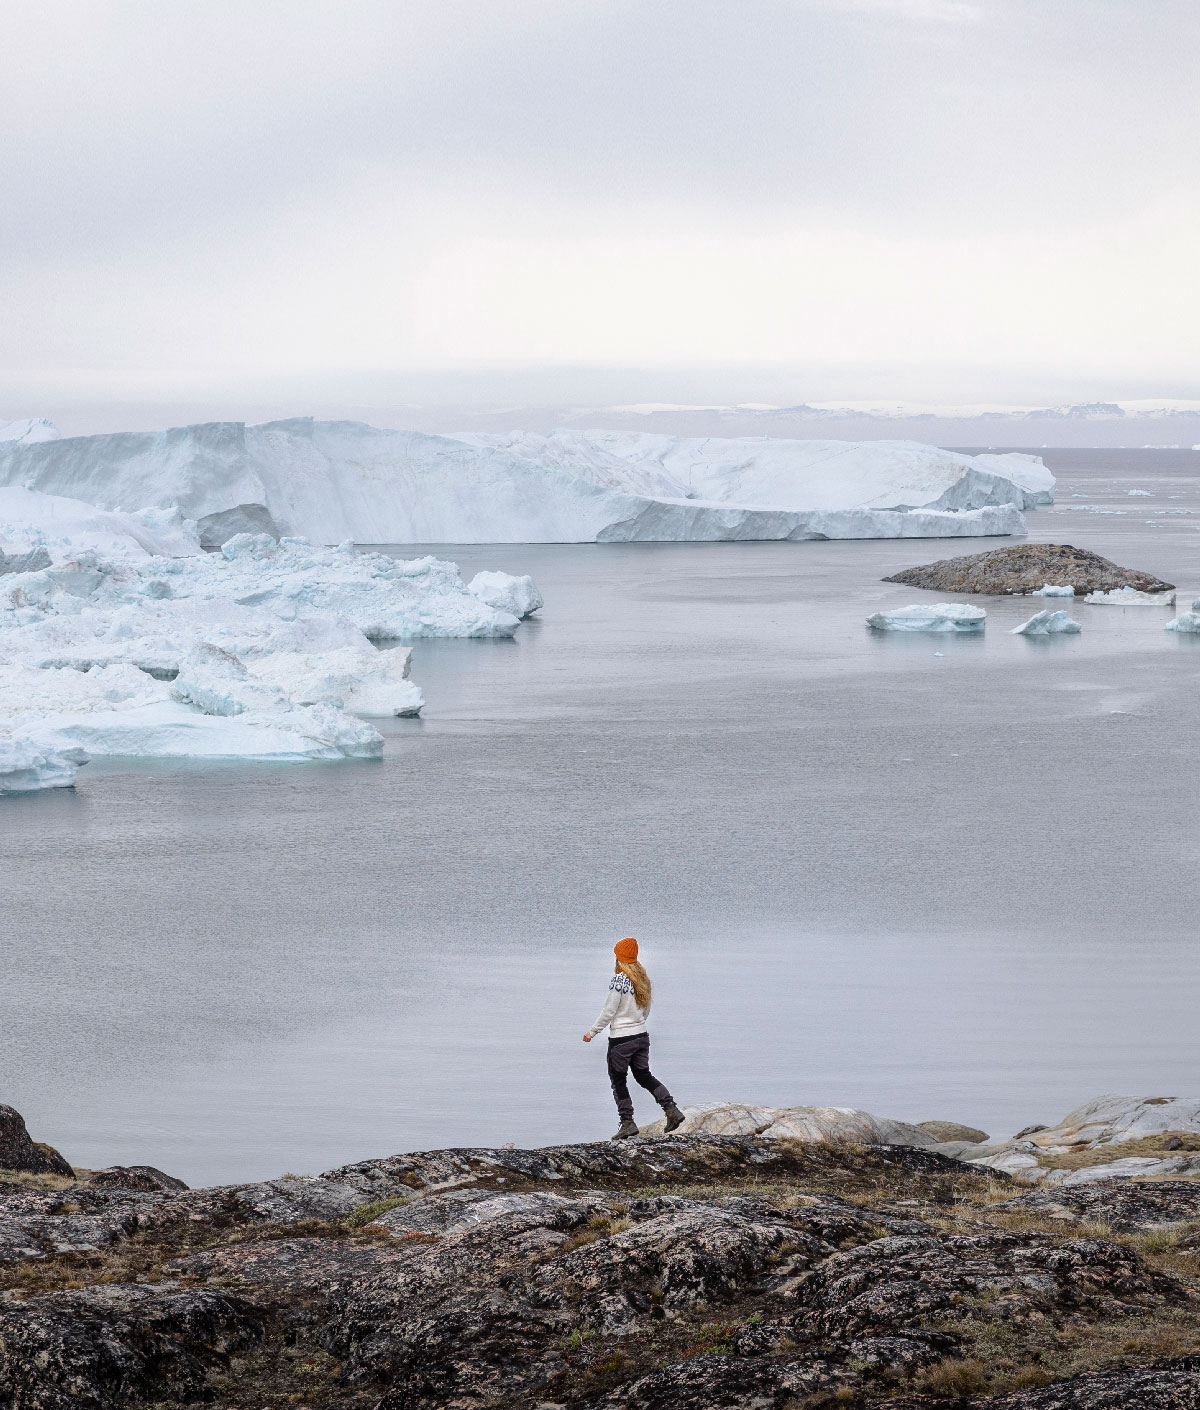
680, 1320, 738, 1358
563, 1323, 600, 1351
342, 1196, 411, 1228
0, 1168, 80, 1191
559, 1213, 632, 1253
910, 1356, 990, 1396
1034, 1133, 1200, 1171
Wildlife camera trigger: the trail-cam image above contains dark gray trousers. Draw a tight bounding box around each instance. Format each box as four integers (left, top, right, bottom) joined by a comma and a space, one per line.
606, 1033, 674, 1121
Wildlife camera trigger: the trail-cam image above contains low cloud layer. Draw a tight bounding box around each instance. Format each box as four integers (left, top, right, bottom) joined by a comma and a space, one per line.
3, 0, 1197, 401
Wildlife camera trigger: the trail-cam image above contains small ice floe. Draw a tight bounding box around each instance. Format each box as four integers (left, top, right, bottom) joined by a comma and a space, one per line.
1013, 609, 1082, 636
1084, 587, 1176, 605
1128, 489, 1151, 496
1166, 610, 1200, 633
1032, 584, 1075, 597
0, 735, 88, 793
866, 603, 986, 633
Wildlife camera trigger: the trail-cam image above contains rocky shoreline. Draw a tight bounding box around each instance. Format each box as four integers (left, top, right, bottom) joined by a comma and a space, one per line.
3, 1100, 1200, 1408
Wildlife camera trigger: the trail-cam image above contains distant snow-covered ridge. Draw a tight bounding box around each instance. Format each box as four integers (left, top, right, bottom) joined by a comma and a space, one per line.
0, 417, 59, 445
587, 399, 1200, 421
0, 419, 1052, 544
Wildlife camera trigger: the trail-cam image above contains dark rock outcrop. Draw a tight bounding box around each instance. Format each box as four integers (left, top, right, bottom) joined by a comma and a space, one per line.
883, 544, 1174, 596
0, 1133, 1197, 1409
0, 1106, 73, 1178
86, 1165, 188, 1194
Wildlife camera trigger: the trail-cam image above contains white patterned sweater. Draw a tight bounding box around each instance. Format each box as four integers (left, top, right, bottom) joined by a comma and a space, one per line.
588, 972, 650, 1039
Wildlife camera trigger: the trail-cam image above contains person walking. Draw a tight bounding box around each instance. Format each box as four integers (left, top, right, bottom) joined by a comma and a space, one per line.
583, 937, 685, 1140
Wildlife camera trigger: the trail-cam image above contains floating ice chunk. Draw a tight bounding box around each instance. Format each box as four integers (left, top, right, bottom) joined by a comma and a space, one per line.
1128, 489, 1151, 496
1165, 613, 1200, 633
0, 518, 528, 771
0, 734, 87, 792
1013, 610, 1082, 636
866, 603, 986, 633
248, 643, 423, 717
467, 571, 543, 619
1083, 587, 1176, 605
39, 701, 382, 761
171, 643, 290, 717
221, 532, 279, 562
1032, 584, 1075, 597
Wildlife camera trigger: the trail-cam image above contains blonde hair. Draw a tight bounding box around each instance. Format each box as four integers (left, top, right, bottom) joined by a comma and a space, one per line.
616, 959, 652, 1012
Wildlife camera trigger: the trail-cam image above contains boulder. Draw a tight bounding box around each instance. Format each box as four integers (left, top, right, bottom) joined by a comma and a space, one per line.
965, 1096, 1200, 1187
1019, 1095, 1200, 1151
916, 1120, 990, 1144
87, 1166, 188, 1193
639, 1102, 939, 1148
883, 544, 1173, 596
0, 1106, 73, 1177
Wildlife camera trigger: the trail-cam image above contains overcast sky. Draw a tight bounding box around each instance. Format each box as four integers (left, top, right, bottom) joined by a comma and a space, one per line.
3, 0, 1198, 405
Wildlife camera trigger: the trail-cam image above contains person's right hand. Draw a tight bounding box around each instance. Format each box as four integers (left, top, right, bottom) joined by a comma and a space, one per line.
582, 1032, 592, 1043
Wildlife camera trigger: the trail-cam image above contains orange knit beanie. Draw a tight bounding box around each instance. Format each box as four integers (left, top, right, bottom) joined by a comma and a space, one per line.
614, 937, 639, 962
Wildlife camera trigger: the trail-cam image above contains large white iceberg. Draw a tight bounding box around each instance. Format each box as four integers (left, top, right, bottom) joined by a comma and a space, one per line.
1013, 609, 1081, 636
0, 418, 1053, 545
1032, 584, 1075, 597
866, 603, 987, 633
0, 490, 529, 781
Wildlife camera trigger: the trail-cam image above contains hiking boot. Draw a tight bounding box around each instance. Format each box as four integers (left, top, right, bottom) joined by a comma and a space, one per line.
612, 1120, 639, 1140
663, 1105, 686, 1133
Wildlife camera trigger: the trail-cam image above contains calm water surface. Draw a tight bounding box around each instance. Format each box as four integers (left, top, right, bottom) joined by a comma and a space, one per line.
3, 449, 1200, 1183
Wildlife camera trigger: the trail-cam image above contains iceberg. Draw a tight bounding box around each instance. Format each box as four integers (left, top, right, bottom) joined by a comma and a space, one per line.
0, 418, 1053, 545
1, 486, 202, 562
1165, 612, 1200, 633
866, 603, 987, 633
467, 571, 543, 619
0, 490, 531, 775
1032, 584, 1075, 597
1013, 609, 1082, 635
0, 734, 87, 793
1083, 587, 1176, 605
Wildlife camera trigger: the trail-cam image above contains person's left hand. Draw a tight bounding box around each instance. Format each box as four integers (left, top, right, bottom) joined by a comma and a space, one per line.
582, 1032, 592, 1042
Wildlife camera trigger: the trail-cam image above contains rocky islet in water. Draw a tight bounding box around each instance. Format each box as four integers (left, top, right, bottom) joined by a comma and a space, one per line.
883, 543, 1174, 597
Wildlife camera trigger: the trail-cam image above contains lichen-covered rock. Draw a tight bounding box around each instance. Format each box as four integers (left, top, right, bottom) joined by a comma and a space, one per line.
0, 1130, 1196, 1409
0, 1284, 261, 1410
993, 1180, 1200, 1233
793, 1231, 1182, 1342
977, 1358, 1200, 1407
86, 1164, 188, 1193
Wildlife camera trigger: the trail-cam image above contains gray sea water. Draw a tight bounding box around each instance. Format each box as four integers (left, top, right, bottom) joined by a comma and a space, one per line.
3, 448, 1200, 1185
